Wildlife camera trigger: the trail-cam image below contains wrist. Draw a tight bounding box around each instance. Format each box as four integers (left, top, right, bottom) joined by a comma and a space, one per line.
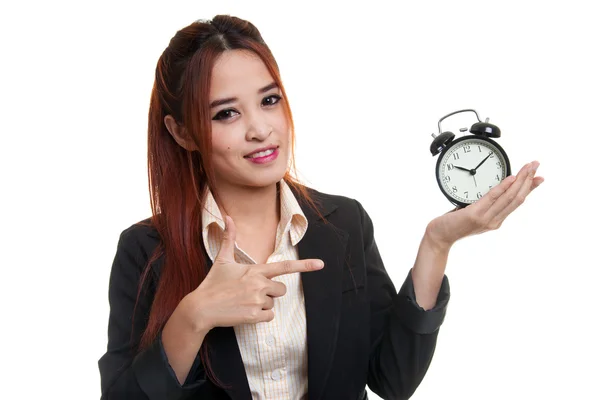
423, 224, 453, 254
176, 293, 213, 335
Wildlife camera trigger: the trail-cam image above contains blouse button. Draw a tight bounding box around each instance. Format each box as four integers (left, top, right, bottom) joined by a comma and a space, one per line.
271, 370, 282, 381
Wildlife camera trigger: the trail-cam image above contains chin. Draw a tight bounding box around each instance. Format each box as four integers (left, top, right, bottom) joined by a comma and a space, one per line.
244, 160, 288, 188
219, 168, 285, 190
246, 172, 286, 188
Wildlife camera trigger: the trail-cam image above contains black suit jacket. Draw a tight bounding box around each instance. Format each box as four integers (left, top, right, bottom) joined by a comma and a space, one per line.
98, 188, 450, 400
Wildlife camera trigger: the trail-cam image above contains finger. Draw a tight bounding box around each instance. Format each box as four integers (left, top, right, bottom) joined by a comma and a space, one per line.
264, 280, 287, 298
215, 215, 236, 263
491, 162, 540, 224
262, 296, 275, 310
471, 172, 518, 211
253, 259, 324, 279
483, 162, 532, 220
257, 310, 275, 323
531, 176, 544, 190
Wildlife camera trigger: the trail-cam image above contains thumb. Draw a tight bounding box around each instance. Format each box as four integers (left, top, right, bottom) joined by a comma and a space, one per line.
215, 215, 236, 263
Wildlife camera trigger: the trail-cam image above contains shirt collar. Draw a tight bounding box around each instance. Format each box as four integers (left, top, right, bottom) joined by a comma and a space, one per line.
201, 180, 309, 257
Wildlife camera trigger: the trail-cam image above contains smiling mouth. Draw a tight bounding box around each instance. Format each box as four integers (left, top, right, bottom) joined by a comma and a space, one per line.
244, 147, 278, 159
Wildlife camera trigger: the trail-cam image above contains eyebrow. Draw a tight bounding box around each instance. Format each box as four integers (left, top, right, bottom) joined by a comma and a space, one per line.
209, 82, 279, 108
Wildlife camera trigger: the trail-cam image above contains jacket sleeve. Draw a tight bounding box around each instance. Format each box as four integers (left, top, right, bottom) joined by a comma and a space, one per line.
356, 201, 451, 400
98, 225, 206, 400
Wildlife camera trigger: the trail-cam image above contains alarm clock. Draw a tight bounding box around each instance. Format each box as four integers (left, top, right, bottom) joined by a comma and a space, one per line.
430, 109, 511, 208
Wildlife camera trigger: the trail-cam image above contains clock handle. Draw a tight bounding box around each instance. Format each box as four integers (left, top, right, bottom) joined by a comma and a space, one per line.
437, 109, 482, 135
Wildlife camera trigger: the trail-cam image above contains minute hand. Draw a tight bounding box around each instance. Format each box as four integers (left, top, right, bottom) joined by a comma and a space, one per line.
473, 152, 493, 171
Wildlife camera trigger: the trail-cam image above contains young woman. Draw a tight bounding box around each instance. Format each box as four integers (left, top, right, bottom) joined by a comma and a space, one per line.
98, 15, 543, 400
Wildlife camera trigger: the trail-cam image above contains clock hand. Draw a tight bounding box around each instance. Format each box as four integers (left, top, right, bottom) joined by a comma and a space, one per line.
454, 165, 471, 172
473, 174, 478, 187
455, 165, 478, 175
473, 151, 493, 171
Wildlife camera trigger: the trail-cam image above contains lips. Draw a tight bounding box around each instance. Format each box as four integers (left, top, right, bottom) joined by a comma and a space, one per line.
244, 145, 279, 158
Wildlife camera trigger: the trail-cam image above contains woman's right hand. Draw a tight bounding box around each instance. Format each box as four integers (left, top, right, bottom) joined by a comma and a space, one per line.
183, 215, 324, 332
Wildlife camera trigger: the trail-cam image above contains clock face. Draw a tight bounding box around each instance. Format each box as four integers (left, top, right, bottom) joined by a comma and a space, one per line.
437, 137, 510, 206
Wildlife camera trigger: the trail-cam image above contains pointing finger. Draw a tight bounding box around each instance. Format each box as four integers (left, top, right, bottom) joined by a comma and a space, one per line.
253, 259, 324, 279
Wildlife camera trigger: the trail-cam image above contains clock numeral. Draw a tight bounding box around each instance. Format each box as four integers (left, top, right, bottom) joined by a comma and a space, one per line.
496, 161, 501, 168
496, 174, 500, 181
478, 145, 482, 152
463, 145, 471, 153
464, 191, 469, 199
444, 175, 451, 182
490, 153, 495, 158
452, 152, 460, 160
447, 163, 454, 171
477, 192, 482, 199
489, 185, 493, 189
452, 186, 457, 193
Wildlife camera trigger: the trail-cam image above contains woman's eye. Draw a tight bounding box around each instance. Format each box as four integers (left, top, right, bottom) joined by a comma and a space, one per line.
262, 94, 282, 107
212, 109, 239, 121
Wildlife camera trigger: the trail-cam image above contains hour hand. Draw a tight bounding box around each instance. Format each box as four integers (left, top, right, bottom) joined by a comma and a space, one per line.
454, 165, 471, 172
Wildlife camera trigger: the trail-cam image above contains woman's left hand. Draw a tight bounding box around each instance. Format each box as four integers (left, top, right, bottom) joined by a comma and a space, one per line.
426, 160, 544, 250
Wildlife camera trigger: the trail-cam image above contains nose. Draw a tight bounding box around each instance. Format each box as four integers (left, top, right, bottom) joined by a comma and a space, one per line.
245, 112, 272, 141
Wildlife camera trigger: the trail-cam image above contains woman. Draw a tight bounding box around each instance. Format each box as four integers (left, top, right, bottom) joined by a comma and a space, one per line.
98, 15, 543, 400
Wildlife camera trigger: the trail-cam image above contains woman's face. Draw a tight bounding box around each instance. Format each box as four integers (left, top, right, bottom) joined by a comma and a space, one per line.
208, 49, 290, 192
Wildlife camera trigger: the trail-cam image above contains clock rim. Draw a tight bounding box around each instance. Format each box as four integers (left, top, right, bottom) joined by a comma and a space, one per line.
435, 135, 512, 208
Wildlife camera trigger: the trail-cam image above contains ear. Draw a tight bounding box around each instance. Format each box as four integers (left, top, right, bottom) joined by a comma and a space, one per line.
164, 115, 198, 151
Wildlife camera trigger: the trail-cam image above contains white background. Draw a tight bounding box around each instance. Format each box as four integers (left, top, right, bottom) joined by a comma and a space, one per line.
1, 0, 598, 399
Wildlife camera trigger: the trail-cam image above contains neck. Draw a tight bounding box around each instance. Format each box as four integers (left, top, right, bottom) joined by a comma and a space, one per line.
212, 180, 281, 230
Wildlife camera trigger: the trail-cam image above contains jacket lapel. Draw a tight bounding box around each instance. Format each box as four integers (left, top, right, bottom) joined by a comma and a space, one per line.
299, 219, 348, 400
297, 189, 348, 400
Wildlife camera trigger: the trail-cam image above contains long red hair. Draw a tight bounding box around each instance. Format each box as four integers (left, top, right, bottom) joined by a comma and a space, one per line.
134, 15, 319, 386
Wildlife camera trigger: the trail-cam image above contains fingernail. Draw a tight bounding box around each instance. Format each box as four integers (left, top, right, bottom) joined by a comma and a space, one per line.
315, 260, 324, 269
531, 161, 540, 172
